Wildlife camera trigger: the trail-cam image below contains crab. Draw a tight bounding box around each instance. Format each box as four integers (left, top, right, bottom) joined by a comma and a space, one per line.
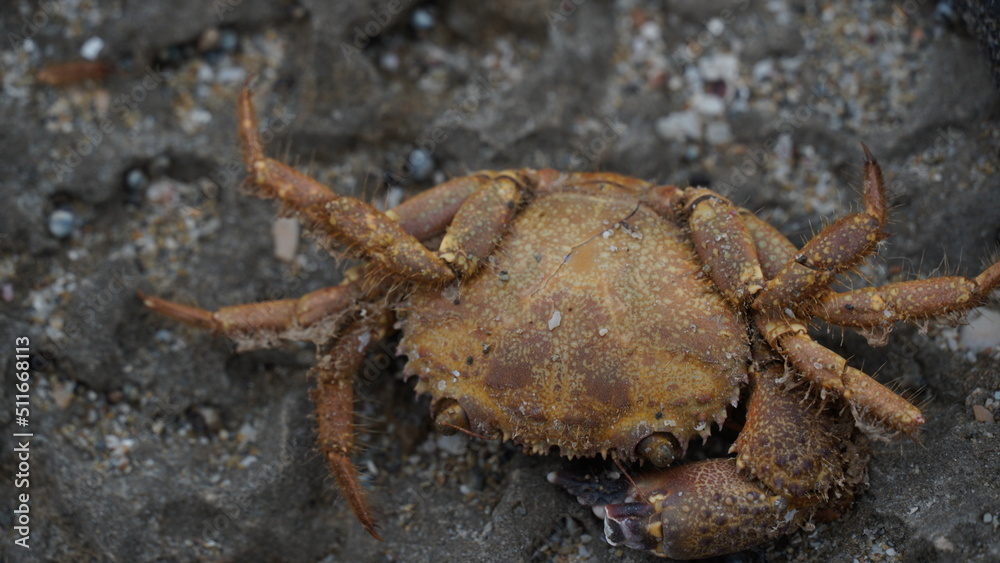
139, 85, 1000, 559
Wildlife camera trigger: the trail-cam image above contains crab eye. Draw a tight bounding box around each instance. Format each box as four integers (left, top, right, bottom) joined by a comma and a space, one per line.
637, 432, 680, 468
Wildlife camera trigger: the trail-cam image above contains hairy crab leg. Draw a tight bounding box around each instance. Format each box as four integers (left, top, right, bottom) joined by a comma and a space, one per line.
437, 171, 523, 277
739, 209, 799, 280
753, 146, 888, 314
137, 270, 375, 350
681, 189, 766, 305
733, 361, 863, 500
311, 315, 390, 541
757, 317, 924, 435
238, 86, 453, 285
386, 175, 481, 240
807, 262, 1000, 328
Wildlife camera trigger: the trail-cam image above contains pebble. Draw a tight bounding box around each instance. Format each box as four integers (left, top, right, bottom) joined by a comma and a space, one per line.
51, 381, 75, 408
705, 120, 733, 145
984, 513, 994, 524
407, 148, 434, 180
752, 58, 776, 83
125, 167, 149, 192
692, 94, 726, 117
218, 29, 239, 52
436, 433, 467, 456
197, 28, 220, 52
80, 37, 105, 60
380, 52, 400, 72
958, 308, 1000, 352
655, 111, 701, 142
272, 217, 300, 262
411, 8, 435, 30
697, 53, 739, 83
48, 209, 75, 238
145, 179, 179, 206
973, 404, 994, 423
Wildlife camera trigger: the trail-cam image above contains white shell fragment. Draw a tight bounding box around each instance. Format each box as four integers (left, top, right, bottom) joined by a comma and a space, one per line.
272, 217, 300, 262
548, 310, 562, 330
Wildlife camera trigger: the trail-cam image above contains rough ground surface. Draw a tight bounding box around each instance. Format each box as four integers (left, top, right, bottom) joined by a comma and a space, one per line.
2, 1, 1000, 562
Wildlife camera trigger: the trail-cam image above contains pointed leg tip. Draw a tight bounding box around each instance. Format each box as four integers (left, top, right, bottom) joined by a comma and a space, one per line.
860, 142, 875, 163
364, 523, 384, 542
241, 73, 257, 91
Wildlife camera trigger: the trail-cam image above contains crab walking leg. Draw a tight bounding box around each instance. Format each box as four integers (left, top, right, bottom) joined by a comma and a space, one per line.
757, 317, 924, 435
732, 362, 854, 499
808, 262, 1000, 327
753, 146, 889, 313
385, 175, 482, 240
137, 270, 370, 349
602, 458, 804, 560
643, 184, 684, 219
739, 209, 798, 280
681, 189, 766, 305
437, 172, 523, 277
237, 87, 453, 285
311, 317, 389, 541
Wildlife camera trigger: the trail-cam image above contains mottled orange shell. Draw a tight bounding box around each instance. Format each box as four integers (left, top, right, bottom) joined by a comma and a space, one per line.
400, 185, 750, 459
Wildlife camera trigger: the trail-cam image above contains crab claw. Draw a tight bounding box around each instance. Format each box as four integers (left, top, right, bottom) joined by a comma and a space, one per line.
598, 459, 806, 560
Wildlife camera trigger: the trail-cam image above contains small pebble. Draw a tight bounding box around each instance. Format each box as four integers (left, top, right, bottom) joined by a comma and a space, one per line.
2, 283, 13, 302
973, 404, 994, 423
411, 8, 435, 30
51, 381, 75, 408
697, 53, 739, 82
48, 209, 75, 238
125, 168, 149, 191
705, 120, 733, 145
218, 30, 239, 53
80, 37, 105, 60
197, 28, 220, 52
984, 513, 994, 524
380, 52, 400, 72
692, 94, 726, 117
272, 217, 300, 262
407, 148, 434, 180
655, 111, 701, 142
437, 433, 467, 456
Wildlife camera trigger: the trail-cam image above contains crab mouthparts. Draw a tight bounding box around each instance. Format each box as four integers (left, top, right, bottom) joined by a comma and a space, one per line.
603, 502, 660, 551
